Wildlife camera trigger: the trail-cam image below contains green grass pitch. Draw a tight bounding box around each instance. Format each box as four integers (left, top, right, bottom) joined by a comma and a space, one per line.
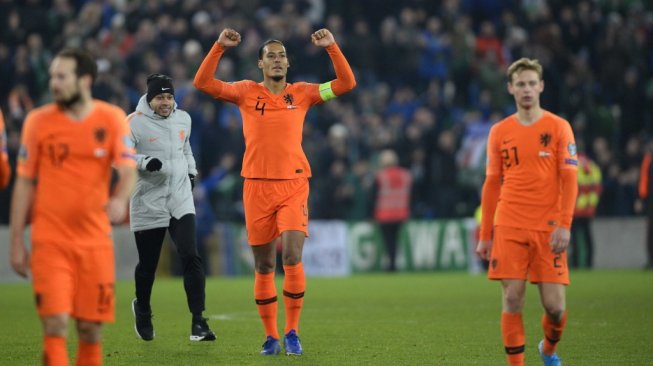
2, 270, 652, 365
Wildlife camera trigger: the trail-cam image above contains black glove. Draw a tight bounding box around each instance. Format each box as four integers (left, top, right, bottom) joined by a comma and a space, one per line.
145, 157, 162, 172
189, 174, 195, 189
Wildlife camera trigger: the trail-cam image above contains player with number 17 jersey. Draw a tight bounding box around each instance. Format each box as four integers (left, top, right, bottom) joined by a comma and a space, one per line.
17, 100, 135, 321
18, 101, 135, 246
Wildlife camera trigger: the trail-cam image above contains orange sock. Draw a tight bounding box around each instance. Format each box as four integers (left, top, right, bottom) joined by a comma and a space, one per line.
44, 335, 68, 366
542, 311, 567, 355
254, 271, 279, 339
501, 312, 525, 366
75, 340, 101, 366
282, 262, 306, 334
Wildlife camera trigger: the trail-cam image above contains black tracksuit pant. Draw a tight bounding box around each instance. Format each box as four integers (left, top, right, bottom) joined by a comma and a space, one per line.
380, 222, 402, 272
646, 166, 653, 268
570, 217, 594, 268
134, 214, 205, 314
646, 205, 653, 268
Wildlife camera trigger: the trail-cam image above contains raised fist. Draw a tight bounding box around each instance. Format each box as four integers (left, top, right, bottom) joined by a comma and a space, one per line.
311, 28, 335, 48
218, 28, 241, 48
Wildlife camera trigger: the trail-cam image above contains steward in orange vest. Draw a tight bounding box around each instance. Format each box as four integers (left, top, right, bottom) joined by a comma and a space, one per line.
374, 149, 412, 272
638, 151, 653, 268
570, 153, 602, 268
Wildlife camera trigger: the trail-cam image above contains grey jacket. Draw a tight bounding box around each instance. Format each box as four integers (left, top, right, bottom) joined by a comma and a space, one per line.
128, 95, 197, 232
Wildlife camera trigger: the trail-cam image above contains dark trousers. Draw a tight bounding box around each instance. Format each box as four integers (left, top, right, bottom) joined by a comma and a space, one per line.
570, 217, 594, 268
379, 222, 402, 272
134, 214, 206, 314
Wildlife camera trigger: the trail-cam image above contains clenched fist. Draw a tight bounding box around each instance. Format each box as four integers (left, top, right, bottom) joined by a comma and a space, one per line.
218, 28, 241, 48
311, 28, 335, 48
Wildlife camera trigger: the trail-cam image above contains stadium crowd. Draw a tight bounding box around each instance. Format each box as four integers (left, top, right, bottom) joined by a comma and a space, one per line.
0, 0, 652, 224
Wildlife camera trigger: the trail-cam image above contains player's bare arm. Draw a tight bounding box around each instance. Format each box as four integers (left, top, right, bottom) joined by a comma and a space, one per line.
549, 227, 570, 254
107, 165, 137, 224
9, 176, 35, 278
311, 28, 335, 48
218, 28, 241, 48
9, 238, 30, 278
476, 239, 493, 261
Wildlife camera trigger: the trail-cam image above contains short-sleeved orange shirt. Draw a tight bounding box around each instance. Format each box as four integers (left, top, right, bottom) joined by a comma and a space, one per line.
17, 100, 136, 245
485, 111, 577, 231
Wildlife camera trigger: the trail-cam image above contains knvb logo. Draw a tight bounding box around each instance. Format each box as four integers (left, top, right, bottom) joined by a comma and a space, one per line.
540, 133, 552, 147
95, 128, 106, 143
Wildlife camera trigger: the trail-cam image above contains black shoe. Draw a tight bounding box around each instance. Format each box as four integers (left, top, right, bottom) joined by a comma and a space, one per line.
190, 317, 216, 341
131, 298, 154, 341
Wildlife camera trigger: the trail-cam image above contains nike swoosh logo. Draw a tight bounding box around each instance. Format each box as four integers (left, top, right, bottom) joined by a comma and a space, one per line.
149, 137, 158, 143
257, 96, 264, 99
502, 139, 513, 144
161, 87, 170, 91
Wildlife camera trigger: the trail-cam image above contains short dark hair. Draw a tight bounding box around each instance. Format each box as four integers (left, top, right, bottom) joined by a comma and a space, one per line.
258, 39, 285, 60
56, 49, 97, 82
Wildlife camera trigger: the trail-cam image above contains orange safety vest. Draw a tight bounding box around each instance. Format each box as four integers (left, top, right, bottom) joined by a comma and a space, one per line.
639, 153, 651, 199
374, 166, 412, 222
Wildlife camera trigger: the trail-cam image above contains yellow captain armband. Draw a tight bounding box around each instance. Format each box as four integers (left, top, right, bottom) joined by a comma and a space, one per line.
319, 81, 336, 101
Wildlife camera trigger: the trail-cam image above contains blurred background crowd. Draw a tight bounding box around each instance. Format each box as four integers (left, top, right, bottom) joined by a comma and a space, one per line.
1, 0, 652, 226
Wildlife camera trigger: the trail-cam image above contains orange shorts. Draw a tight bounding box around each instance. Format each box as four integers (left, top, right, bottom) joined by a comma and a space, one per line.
488, 225, 569, 285
243, 178, 309, 245
31, 241, 116, 322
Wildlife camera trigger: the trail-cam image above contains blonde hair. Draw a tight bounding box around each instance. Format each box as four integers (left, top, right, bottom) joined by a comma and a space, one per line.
507, 58, 543, 83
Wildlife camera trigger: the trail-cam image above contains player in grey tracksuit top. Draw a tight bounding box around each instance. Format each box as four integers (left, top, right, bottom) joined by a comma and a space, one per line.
128, 74, 215, 342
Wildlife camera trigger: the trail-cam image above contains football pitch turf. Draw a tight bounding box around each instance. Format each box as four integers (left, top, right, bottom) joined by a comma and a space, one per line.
2, 270, 652, 365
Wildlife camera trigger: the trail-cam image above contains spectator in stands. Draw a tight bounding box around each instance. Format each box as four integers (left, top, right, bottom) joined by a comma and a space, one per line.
0, 0, 652, 224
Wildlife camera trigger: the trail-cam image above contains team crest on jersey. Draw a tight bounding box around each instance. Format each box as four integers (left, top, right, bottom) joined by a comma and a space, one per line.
540, 133, 551, 147
284, 93, 298, 109
95, 128, 106, 143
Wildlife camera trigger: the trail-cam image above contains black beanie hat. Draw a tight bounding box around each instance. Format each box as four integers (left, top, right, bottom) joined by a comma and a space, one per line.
146, 74, 174, 103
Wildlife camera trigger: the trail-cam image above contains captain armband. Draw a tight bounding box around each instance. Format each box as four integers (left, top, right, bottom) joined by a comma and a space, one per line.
318, 81, 337, 102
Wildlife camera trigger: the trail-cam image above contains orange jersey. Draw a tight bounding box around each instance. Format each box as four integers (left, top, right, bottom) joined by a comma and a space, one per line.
216, 80, 321, 178
17, 100, 136, 246
0, 111, 10, 188
194, 42, 356, 179
485, 111, 577, 231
